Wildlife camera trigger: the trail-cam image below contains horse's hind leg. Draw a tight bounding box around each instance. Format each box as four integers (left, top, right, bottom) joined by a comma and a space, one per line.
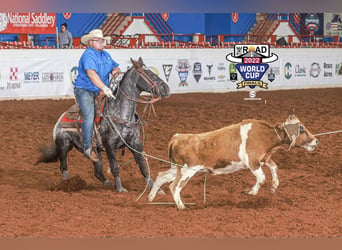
55, 135, 73, 180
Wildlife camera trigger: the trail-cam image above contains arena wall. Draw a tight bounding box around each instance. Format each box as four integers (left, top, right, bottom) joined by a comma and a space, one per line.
0, 48, 341, 100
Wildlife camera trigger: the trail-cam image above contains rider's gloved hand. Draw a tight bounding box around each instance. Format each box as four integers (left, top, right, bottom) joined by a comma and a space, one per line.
102, 86, 115, 99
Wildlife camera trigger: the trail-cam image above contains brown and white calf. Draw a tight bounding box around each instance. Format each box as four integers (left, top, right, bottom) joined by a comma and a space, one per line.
148, 114, 318, 210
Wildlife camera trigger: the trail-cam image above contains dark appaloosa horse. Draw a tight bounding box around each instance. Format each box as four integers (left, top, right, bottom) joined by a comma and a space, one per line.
36, 57, 170, 192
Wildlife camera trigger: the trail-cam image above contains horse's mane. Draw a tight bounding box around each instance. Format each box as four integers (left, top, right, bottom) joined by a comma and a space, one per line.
118, 66, 133, 84
111, 66, 133, 95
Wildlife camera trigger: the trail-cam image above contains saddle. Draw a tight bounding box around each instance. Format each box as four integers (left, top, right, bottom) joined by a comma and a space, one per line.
59, 94, 106, 149
60, 94, 105, 127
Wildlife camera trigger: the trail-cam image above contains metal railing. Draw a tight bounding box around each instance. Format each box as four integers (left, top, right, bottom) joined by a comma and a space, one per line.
1, 33, 341, 49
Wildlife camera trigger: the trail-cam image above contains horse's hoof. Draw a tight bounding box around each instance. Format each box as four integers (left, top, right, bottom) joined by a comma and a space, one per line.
117, 187, 128, 193
62, 171, 70, 180
103, 180, 112, 187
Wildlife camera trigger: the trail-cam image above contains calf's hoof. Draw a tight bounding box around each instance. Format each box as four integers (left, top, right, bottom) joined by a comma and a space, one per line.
242, 189, 257, 195
157, 188, 166, 195
176, 204, 187, 210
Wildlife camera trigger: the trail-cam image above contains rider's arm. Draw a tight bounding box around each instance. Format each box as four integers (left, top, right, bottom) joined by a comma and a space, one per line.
86, 69, 107, 90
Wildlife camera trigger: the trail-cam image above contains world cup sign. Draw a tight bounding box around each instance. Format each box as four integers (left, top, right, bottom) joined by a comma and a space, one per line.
226, 44, 278, 89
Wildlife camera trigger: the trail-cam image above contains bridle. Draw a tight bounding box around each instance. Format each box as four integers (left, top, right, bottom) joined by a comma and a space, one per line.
115, 65, 164, 104
136, 65, 164, 95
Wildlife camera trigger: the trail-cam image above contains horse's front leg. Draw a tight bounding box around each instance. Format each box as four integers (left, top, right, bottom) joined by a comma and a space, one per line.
129, 139, 153, 189
92, 151, 111, 186
105, 146, 128, 192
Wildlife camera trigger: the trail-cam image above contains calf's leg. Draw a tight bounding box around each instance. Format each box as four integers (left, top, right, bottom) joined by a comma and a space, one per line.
265, 158, 279, 193
209, 161, 246, 175
246, 164, 266, 195
169, 165, 204, 210
148, 164, 177, 202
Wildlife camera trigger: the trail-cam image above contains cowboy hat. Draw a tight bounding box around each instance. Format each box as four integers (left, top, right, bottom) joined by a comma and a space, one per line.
81, 29, 111, 46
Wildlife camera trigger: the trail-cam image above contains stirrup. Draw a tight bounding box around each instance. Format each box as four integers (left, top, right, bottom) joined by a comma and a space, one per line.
84, 148, 99, 162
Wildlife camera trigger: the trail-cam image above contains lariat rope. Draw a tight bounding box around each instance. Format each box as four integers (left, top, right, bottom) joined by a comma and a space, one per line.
314, 130, 342, 137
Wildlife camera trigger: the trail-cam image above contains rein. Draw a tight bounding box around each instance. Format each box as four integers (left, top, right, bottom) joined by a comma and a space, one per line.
118, 88, 161, 104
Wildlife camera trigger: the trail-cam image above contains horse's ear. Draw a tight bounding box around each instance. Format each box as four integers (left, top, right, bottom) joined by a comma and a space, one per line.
131, 58, 139, 69
138, 57, 143, 64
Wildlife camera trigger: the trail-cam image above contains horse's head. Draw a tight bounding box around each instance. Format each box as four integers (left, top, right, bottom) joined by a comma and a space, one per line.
131, 57, 170, 98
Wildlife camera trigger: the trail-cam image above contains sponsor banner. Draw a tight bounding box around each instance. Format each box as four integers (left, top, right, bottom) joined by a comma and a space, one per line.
324, 13, 342, 36
300, 13, 324, 36
0, 48, 342, 99
0, 50, 81, 99
0, 13, 56, 34
42, 72, 64, 82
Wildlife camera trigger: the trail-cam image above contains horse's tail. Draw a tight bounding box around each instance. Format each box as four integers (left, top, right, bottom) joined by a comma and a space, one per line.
34, 142, 59, 165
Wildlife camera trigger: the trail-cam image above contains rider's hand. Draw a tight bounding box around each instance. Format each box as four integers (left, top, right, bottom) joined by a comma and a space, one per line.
111, 67, 121, 79
102, 86, 115, 99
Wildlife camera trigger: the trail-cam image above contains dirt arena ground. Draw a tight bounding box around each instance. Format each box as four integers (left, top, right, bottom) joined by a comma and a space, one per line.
0, 88, 342, 238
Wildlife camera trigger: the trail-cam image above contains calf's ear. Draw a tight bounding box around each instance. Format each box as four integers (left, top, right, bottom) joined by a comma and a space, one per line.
286, 109, 296, 120
285, 114, 300, 125
275, 123, 282, 130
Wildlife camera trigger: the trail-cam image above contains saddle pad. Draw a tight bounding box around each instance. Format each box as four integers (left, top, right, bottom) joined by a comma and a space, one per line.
64, 104, 81, 120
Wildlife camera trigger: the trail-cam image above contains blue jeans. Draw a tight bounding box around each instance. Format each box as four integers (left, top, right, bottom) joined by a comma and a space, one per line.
74, 87, 97, 150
